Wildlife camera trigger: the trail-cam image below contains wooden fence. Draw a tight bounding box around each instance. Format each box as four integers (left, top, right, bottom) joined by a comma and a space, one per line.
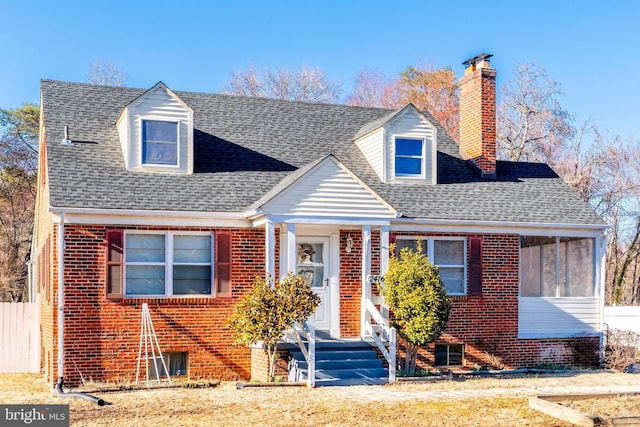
603, 305, 640, 334
0, 302, 40, 373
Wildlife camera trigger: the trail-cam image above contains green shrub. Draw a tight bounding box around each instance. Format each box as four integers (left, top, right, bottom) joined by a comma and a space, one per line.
382, 239, 451, 373
228, 273, 320, 382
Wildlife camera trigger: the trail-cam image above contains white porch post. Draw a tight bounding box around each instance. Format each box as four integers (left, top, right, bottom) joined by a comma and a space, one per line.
360, 225, 371, 338
380, 225, 390, 320
286, 223, 297, 277
265, 220, 275, 281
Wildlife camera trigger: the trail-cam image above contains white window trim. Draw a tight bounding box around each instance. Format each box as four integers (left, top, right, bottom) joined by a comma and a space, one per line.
140, 117, 181, 168
393, 136, 427, 180
123, 230, 214, 298
396, 236, 467, 296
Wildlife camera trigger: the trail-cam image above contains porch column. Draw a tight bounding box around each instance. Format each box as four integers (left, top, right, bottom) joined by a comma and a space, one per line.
286, 223, 297, 277
265, 220, 275, 280
360, 225, 371, 337
379, 225, 390, 320
380, 225, 390, 275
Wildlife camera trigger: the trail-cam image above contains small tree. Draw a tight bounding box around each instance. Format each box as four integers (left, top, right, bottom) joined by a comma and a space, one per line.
228, 273, 320, 382
382, 241, 451, 373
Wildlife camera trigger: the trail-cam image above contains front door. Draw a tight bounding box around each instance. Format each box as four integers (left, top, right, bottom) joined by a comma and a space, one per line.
296, 237, 332, 332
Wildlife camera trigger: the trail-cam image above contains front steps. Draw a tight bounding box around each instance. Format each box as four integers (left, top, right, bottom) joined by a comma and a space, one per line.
287, 339, 389, 386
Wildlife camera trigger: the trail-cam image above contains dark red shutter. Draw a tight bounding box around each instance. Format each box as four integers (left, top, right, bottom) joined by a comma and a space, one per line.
468, 236, 483, 296
389, 234, 397, 257
215, 231, 232, 297
106, 229, 123, 300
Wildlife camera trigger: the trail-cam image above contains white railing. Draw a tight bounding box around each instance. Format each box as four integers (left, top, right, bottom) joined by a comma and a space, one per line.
290, 322, 316, 388
364, 298, 396, 383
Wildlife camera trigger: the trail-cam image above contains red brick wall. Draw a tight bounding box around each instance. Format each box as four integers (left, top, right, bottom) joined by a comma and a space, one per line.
40, 225, 597, 386
459, 64, 497, 177
41, 224, 267, 387
392, 233, 596, 370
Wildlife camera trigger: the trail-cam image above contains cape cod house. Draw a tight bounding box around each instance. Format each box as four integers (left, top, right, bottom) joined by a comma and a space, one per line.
32, 54, 606, 387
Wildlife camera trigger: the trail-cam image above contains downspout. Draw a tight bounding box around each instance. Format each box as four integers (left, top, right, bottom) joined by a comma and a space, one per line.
55, 212, 106, 406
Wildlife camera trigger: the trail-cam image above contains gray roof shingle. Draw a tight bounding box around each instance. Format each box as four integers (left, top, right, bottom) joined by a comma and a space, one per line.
41, 80, 604, 226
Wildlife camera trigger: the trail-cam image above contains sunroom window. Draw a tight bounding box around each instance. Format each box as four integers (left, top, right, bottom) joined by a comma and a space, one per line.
124, 233, 212, 297
396, 237, 466, 295
142, 120, 178, 166
520, 236, 594, 297
394, 137, 424, 178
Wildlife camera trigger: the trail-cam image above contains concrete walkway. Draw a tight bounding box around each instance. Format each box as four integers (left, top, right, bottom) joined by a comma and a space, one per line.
328, 384, 640, 402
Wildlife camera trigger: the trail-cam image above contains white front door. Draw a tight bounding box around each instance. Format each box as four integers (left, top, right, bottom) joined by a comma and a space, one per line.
296, 237, 333, 332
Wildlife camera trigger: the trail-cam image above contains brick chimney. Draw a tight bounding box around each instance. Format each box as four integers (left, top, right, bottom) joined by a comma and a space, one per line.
459, 53, 497, 179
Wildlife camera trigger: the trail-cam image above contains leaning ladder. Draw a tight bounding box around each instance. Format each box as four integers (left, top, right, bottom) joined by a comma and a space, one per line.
135, 303, 172, 385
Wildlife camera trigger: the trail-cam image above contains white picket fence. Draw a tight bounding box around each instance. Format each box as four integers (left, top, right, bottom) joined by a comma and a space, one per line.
0, 302, 40, 373
603, 305, 640, 334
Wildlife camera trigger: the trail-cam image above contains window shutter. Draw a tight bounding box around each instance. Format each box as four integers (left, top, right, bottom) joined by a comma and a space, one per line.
389, 234, 397, 257
215, 231, 232, 297
106, 229, 124, 300
468, 236, 483, 296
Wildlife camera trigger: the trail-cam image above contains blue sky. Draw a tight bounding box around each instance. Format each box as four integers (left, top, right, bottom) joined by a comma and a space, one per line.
1, 0, 638, 139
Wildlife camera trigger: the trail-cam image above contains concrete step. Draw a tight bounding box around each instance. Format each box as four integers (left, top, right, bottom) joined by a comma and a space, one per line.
288, 339, 390, 386
290, 349, 380, 362
295, 358, 382, 370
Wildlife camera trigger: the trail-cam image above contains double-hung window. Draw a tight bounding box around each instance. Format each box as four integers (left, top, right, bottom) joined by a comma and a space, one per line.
396, 237, 466, 295
520, 236, 595, 297
124, 232, 213, 297
142, 120, 178, 166
394, 137, 425, 178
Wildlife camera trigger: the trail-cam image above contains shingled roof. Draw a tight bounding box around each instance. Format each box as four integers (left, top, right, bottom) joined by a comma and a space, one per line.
40, 79, 604, 226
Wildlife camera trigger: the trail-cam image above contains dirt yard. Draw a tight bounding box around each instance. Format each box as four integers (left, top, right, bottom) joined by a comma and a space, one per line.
1, 372, 638, 426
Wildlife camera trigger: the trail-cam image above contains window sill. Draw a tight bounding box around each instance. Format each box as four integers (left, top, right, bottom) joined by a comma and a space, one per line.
119, 296, 218, 305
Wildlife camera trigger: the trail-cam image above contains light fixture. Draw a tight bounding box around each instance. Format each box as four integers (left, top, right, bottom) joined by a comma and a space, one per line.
345, 234, 353, 253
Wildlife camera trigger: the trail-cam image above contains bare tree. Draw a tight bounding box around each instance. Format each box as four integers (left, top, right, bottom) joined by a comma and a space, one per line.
87, 61, 128, 86
346, 68, 399, 108
222, 68, 266, 97
346, 64, 459, 140
497, 63, 573, 164
222, 64, 342, 103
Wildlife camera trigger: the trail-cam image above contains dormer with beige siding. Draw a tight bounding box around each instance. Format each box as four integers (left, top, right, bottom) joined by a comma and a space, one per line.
353, 104, 437, 185
116, 82, 194, 174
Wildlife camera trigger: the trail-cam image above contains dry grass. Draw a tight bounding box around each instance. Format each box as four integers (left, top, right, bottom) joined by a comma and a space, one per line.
561, 394, 640, 418
1, 372, 638, 426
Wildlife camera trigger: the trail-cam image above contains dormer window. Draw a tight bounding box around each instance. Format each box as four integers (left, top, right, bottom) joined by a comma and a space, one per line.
142, 120, 178, 166
116, 82, 194, 174
394, 137, 425, 178
353, 104, 437, 185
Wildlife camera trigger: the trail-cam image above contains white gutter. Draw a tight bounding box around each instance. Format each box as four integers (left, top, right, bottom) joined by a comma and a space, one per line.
392, 218, 606, 234
49, 206, 246, 219
57, 212, 65, 383
55, 212, 105, 405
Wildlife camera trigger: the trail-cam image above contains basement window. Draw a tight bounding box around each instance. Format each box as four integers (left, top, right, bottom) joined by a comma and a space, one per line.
150, 352, 188, 378
435, 344, 464, 366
